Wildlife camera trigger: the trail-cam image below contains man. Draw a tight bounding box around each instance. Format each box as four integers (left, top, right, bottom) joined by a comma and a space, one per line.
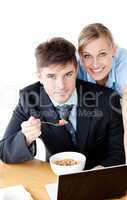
0, 37, 125, 169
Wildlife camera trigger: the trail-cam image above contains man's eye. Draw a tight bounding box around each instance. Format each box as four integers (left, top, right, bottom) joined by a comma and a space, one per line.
47, 75, 56, 79
65, 72, 73, 78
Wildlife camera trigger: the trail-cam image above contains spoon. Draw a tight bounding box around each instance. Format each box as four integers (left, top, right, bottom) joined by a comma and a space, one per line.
41, 119, 68, 127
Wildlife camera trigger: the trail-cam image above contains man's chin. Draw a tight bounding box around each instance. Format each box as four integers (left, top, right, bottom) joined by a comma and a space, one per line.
54, 96, 69, 104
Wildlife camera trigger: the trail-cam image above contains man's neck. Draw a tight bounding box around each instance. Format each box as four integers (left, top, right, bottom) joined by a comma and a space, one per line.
50, 89, 77, 107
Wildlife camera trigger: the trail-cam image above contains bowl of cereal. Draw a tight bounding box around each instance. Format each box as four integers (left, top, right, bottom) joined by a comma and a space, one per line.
49, 151, 86, 176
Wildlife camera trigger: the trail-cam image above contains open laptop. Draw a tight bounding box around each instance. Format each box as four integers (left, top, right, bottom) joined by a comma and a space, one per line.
46, 164, 127, 200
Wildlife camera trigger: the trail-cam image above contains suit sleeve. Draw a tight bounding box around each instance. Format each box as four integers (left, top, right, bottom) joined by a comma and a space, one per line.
100, 93, 125, 166
0, 90, 36, 163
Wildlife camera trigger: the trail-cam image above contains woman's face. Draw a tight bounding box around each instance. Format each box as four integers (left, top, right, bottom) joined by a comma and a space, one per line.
80, 37, 116, 85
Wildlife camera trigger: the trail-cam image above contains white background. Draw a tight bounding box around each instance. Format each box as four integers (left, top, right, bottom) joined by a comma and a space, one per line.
0, 0, 127, 140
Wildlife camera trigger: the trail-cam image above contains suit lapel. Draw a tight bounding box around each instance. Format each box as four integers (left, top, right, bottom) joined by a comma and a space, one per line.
39, 84, 58, 123
76, 106, 91, 152
76, 80, 95, 152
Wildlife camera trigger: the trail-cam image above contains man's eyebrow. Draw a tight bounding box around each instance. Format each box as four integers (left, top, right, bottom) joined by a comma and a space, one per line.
65, 70, 74, 74
47, 73, 56, 76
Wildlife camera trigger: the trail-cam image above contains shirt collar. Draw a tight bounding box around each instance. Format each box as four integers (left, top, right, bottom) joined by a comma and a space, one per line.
50, 89, 78, 107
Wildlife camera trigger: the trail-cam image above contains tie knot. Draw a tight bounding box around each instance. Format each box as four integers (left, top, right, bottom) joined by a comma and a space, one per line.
56, 104, 73, 120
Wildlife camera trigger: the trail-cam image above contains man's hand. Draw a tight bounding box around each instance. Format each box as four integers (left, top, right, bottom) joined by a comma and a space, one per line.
21, 116, 41, 145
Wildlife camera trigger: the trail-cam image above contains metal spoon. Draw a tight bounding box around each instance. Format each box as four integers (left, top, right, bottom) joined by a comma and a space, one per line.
41, 120, 68, 127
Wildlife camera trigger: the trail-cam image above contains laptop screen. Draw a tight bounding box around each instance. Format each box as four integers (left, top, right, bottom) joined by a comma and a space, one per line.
57, 164, 127, 200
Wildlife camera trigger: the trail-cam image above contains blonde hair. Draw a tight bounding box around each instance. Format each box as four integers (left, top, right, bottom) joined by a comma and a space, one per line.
78, 23, 114, 53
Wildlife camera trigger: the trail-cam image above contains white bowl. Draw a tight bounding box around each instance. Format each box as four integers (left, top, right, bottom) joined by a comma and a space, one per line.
49, 151, 86, 176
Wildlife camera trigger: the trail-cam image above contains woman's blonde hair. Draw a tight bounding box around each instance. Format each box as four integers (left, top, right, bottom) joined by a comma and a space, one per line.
78, 23, 114, 53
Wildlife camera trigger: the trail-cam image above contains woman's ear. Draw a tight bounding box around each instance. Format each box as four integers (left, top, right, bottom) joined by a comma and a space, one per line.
75, 63, 79, 75
112, 44, 117, 57
78, 52, 84, 65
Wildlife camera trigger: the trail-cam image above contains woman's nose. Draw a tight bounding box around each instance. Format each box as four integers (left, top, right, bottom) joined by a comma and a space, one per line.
92, 58, 99, 68
93, 63, 97, 68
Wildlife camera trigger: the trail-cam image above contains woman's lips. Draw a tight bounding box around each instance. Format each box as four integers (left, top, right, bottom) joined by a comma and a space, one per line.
90, 67, 105, 73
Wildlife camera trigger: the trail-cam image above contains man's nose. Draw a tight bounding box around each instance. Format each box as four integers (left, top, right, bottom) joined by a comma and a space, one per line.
57, 79, 65, 89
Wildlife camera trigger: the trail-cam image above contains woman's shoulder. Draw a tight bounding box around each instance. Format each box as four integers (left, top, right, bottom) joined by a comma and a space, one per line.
113, 47, 127, 72
114, 47, 127, 62
113, 48, 127, 94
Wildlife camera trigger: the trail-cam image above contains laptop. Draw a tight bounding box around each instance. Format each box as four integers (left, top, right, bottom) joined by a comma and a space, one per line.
46, 164, 127, 200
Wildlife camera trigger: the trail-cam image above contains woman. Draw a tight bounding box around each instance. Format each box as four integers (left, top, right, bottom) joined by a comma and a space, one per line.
77, 23, 127, 161
77, 23, 127, 96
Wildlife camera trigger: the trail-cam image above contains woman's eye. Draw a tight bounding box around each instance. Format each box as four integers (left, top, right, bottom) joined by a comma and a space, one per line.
83, 54, 91, 59
99, 52, 107, 57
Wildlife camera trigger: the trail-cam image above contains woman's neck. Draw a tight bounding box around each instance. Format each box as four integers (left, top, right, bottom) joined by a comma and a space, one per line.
96, 77, 108, 86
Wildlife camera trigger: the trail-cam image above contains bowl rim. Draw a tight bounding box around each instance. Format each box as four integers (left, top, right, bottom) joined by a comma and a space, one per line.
49, 151, 86, 167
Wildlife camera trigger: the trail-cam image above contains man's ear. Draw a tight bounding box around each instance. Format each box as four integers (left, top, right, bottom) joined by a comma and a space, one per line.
36, 70, 41, 79
36, 71, 43, 85
35, 71, 43, 84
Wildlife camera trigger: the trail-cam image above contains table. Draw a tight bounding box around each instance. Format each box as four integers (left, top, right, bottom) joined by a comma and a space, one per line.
0, 159, 127, 200
0, 159, 57, 200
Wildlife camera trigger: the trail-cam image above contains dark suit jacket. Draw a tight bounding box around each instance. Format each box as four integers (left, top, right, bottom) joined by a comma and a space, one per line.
0, 79, 125, 169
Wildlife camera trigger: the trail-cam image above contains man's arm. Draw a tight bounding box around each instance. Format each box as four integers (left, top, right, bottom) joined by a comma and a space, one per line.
0, 91, 39, 163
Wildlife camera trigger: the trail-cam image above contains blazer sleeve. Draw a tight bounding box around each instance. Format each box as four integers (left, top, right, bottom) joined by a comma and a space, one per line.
100, 93, 125, 166
0, 90, 36, 163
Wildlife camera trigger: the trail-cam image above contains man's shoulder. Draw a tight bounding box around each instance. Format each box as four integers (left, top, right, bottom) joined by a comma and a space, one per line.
76, 79, 117, 96
20, 82, 42, 93
76, 79, 121, 110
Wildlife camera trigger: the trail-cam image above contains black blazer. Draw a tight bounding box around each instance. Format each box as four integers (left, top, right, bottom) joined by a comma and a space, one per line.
0, 79, 125, 169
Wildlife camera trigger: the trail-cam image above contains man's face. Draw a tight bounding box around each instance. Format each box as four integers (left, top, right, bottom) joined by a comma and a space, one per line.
80, 37, 116, 84
37, 62, 77, 104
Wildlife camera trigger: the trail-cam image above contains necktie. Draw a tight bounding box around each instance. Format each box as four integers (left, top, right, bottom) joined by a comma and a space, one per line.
56, 105, 73, 120
56, 105, 77, 148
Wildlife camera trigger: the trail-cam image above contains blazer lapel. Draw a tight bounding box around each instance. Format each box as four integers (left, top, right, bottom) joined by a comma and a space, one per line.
39, 84, 58, 123
76, 80, 95, 152
76, 106, 91, 152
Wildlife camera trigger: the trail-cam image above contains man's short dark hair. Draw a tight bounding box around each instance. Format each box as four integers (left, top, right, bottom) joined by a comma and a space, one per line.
35, 37, 77, 68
